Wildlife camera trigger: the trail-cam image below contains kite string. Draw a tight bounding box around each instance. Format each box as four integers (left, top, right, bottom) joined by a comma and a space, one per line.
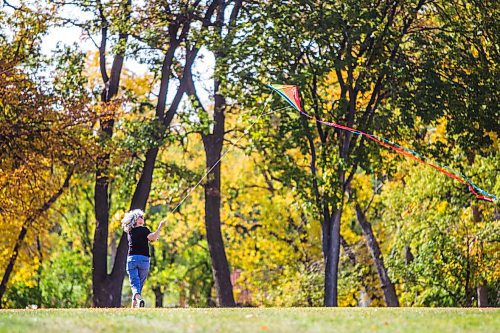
170, 100, 282, 214
368, 133, 495, 200
297, 109, 496, 202
265, 84, 495, 201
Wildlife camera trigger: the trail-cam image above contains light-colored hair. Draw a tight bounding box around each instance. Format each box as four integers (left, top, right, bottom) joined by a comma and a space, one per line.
121, 209, 144, 233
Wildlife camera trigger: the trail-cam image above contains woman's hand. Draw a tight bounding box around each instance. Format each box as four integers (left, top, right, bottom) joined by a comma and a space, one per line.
148, 219, 166, 242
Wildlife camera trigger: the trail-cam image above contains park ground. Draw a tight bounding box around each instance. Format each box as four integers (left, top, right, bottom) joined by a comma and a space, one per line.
0, 307, 498, 333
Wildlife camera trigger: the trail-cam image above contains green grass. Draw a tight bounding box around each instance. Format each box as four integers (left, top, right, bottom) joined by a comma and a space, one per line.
0, 308, 498, 333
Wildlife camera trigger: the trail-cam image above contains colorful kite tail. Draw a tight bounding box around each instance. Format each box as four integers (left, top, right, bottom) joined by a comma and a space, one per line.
266, 84, 497, 202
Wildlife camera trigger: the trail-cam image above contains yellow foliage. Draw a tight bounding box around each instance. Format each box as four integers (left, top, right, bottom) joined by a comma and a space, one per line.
428, 117, 448, 144
352, 173, 374, 205
436, 201, 448, 213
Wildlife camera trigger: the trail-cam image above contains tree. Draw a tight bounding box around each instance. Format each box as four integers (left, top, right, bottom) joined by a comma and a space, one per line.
379, 155, 498, 306
60, 0, 220, 306
185, 0, 247, 307
386, 0, 498, 306
118, 0, 223, 306
237, 0, 432, 306
353, 201, 399, 306
0, 1, 93, 306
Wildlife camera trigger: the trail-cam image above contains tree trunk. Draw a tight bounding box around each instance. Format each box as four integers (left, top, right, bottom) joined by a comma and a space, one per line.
324, 209, 341, 306
301, 99, 341, 307
179, 0, 240, 307
131, 147, 159, 210
149, 239, 164, 308
404, 245, 414, 264
92, 0, 132, 307
153, 286, 164, 308
471, 204, 489, 307
36, 236, 43, 307
0, 226, 29, 308
106, 147, 158, 307
197, 1, 237, 305
0, 170, 72, 307
477, 285, 489, 307
92, 153, 115, 307
201, 105, 236, 306
94, 148, 159, 308
465, 249, 473, 307
355, 203, 399, 307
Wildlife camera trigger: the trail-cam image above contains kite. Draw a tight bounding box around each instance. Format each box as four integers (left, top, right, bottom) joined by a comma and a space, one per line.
267, 84, 497, 202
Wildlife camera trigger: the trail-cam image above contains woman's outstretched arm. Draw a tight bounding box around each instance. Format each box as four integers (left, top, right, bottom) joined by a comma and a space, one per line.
148, 220, 165, 242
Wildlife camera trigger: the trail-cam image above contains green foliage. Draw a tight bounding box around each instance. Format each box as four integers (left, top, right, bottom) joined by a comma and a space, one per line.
39, 247, 92, 308
2, 281, 41, 309
379, 158, 499, 306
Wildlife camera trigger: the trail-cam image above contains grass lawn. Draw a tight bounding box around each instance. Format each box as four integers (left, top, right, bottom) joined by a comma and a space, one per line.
0, 307, 498, 333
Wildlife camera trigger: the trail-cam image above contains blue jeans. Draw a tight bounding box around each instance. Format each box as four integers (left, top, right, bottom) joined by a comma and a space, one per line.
126, 255, 150, 297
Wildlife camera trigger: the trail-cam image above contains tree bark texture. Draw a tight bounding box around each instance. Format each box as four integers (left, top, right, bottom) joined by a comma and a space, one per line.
92, 0, 131, 307
201, 89, 236, 306
323, 209, 342, 306
355, 203, 399, 307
